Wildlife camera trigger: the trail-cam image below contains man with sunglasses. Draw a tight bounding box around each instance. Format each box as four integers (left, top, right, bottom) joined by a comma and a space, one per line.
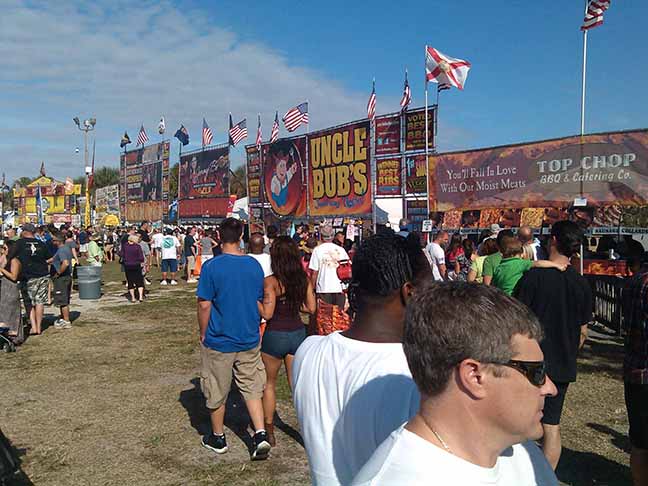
514, 220, 592, 470
352, 282, 558, 485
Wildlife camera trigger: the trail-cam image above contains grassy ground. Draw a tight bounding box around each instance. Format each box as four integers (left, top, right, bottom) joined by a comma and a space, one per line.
0, 261, 632, 485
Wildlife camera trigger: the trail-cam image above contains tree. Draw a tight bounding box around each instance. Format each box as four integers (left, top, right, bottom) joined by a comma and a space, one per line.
93, 166, 119, 189
13, 177, 32, 188
230, 166, 247, 198
169, 163, 178, 200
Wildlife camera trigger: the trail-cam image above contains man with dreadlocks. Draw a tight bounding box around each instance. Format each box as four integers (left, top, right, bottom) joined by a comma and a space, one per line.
292, 232, 432, 486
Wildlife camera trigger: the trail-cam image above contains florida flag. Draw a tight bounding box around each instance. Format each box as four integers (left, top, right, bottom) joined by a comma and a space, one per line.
425, 46, 471, 90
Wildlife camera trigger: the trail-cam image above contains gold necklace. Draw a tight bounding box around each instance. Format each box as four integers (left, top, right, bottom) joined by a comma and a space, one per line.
421, 415, 452, 453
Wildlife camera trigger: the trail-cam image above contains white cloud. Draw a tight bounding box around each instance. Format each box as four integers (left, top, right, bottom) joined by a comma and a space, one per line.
0, 0, 373, 182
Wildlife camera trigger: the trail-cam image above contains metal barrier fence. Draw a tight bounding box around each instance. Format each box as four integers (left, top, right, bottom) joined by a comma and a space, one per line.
586, 275, 624, 335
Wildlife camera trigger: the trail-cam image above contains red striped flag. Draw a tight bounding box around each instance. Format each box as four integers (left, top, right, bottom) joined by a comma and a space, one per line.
425, 46, 471, 90
581, 0, 611, 30
367, 80, 376, 120
400, 71, 411, 111
202, 118, 213, 146
255, 114, 262, 150
229, 117, 248, 146
137, 125, 149, 146
270, 111, 280, 142
283, 102, 309, 132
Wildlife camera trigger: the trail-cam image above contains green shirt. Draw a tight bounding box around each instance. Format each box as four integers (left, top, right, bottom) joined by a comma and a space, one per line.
492, 257, 533, 295
470, 255, 488, 283
482, 252, 502, 277
87, 240, 103, 266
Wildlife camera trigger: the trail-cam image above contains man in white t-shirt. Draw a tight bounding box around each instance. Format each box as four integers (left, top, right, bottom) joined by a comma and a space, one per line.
293, 232, 432, 485
248, 232, 273, 278
425, 230, 449, 281
308, 224, 349, 308
352, 282, 559, 486
160, 228, 181, 285
151, 229, 164, 267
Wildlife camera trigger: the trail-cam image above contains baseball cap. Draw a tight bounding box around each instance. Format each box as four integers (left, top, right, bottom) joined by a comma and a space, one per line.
21, 223, 36, 233
320, 224, 334, 240
489, 224, 501, 234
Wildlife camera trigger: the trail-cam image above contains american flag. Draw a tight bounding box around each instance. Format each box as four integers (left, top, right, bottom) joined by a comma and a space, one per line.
270, 111, 280, 142
137, 125, 149, 146
367, 80, 376, 120
255, 115, 262, 150
438, 83, 452, 93
229, 118, 248, 146
400, 71, 411, 111
581, 0, 611, 30
202, 118, 213, 146
283, 102, 309, 132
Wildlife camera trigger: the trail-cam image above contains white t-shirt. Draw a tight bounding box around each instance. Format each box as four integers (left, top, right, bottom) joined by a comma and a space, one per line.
352, 426, 557, 486
292, 332, 420, 486
249, 253, 273, 278
308, 242, 349, 293
160, 235, 180, 260
425, 241, 446, 281
152, 232, 164, 249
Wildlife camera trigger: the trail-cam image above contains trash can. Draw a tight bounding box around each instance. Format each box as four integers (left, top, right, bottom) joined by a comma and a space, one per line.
76, 266, 102, 300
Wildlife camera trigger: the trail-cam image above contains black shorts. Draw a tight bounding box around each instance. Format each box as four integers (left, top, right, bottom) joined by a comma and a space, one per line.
261, 328, 306, 359
625, 382, 648, 449
52, 275, 72, 307
542, 381, 569, 426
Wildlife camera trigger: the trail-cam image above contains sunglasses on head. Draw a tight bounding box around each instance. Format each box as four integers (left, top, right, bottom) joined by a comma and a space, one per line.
497, 360, 547, 387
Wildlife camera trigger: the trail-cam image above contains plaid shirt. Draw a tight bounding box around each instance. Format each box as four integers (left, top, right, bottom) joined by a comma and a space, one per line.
622, 268, 648, 384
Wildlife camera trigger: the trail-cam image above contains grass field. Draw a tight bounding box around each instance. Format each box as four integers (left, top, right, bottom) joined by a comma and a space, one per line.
0, 261, 632, 485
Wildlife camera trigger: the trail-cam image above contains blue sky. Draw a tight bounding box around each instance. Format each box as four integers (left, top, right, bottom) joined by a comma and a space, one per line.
1, 0, 646, 184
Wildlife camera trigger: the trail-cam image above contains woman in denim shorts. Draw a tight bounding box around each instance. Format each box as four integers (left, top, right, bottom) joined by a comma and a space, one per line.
258, 236, 317, 447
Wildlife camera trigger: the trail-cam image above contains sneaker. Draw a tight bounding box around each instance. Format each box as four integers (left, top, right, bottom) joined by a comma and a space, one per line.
53, 318, 64, 327
170, 280, 178, 286
55, 320, 72, 330
144, 278, 152, 285
160, 280, 168, 286
187, 278, 198, 283
201, 433, 228, 454
251, 431, 271, 461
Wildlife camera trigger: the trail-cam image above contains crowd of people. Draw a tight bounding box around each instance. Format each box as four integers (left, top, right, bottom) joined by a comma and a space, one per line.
2, 215, 647, 485
192, 216, 648, 486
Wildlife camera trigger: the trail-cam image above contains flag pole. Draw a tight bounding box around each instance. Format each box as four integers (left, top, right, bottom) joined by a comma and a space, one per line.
305, 100, 310, 225
579, 0, 589, 276
424, 48, 431, 238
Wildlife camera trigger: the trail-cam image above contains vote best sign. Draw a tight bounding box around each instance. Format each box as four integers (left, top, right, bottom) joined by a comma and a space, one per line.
430, 129, 648, 211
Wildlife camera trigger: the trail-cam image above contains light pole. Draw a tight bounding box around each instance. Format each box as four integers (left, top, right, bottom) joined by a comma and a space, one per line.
73, 116, 96, 226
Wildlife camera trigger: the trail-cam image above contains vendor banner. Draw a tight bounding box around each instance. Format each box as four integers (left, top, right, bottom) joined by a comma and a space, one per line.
405, 154, 427, 194
308, 120, 372, 217
375, 114, 401, 156
263, 137, 307, 217
245, 146, 263, 205
376, 157, 402, 196
179, 146, 230, 199
405, 107, 436, 152
431, 129, 648, 211
120, 141, 170, 221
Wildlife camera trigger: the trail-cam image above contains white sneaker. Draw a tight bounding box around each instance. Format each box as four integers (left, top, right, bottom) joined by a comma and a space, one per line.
160, 280, 168, 286
187, 278, 198, 283
170, 280, 178, 286
55, 320, 72, 330
144, 278, 152, 285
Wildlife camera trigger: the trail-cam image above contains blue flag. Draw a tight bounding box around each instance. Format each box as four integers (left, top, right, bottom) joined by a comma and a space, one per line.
174, 125, 189, 146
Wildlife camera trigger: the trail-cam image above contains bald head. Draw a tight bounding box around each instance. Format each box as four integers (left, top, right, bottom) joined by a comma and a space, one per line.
518, 226, 533, 244
249, 232, 265, 254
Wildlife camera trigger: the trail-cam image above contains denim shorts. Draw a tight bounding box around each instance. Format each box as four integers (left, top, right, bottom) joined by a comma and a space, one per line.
161, 259, 178, 273
261, 328, 306, 359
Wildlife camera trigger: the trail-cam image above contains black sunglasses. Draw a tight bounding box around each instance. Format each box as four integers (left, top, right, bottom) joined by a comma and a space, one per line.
497, 360, 547, 387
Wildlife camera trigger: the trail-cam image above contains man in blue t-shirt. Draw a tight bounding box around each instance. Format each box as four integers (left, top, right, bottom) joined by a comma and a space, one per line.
196, 217, 271, 461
